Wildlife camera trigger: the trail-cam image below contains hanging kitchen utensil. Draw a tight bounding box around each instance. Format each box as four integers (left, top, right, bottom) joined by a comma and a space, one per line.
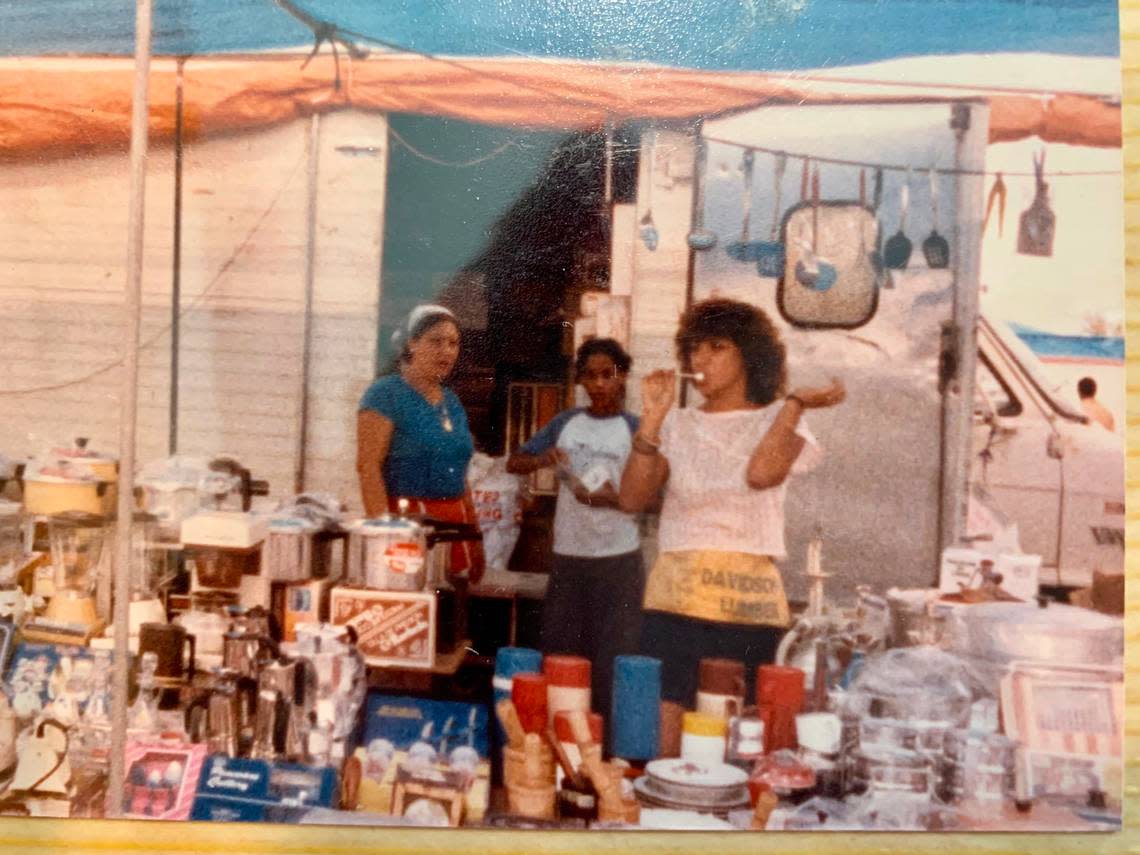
687, 137, 718, 251
869, 166, 887, 283
726, 150, 758, 261
1017, 150, 1055, 257
922, 167, 950, 269
755, 153, 788, 278
794, 167, 837, 292
983, 172, 1007, 238
883, 169, 913, 270
639, 129, 659, 251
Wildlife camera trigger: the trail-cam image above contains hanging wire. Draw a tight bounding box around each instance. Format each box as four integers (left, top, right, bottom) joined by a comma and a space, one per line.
701, 136, 1121, 178
387, 126, 519, 167
0, 152, 308, 397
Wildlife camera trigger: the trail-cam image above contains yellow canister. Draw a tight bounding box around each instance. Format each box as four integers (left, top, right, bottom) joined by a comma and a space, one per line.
22, 478, 110, 516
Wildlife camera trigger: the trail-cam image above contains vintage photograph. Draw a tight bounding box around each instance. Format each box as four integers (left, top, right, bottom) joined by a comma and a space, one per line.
0, 0, 1125, 840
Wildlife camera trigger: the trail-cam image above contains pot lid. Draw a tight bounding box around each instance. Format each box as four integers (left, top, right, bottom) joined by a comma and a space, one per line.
268, 516, 319, 534
50, 437, 116, 464
354, 516, 424, 534
959, 601, 1121, 633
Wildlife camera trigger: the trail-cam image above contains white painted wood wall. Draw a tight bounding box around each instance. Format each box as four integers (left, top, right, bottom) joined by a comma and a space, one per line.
0, 111, 389, 510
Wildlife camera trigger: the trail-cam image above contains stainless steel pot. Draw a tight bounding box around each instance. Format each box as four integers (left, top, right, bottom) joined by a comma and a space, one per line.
886, 588, 951, 648
947, 601, 1122, 667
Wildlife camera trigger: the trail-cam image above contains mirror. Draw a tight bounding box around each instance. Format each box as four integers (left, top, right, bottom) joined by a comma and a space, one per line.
777, 201, 880, 329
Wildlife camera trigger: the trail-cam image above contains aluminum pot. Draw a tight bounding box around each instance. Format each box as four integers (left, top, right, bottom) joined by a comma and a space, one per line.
947, 601, 1122, 667
886, 588, 951, 648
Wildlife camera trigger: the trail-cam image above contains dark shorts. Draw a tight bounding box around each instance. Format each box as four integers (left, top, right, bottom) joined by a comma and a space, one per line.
639, 609, 786, 708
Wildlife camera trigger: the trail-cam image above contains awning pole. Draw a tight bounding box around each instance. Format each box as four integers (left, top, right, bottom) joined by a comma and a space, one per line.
108, 0, 153, 818
295, 113, 321, 495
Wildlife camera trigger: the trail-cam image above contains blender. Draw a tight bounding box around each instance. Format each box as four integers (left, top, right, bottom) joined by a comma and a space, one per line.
0, 501, 35, 626
127, 512, 172, 636
24, 511, 108, 643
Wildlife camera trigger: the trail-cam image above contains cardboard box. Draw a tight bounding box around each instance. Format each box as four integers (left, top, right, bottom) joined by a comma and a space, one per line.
939, 547, 1040, 602
353, 694, 490, 824
190, 756, 337, 823
330, 587, 435, 669
121, 740, 207, 820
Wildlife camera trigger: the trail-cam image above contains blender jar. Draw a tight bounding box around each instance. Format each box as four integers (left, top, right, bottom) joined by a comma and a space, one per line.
49, 511, 107, 597
0, 500, 24, 578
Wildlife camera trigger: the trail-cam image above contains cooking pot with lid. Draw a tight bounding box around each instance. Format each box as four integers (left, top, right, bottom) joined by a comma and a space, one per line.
947, 600, 1122, 668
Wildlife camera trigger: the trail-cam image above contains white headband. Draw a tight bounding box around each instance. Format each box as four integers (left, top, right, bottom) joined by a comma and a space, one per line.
391, 304, 456, 351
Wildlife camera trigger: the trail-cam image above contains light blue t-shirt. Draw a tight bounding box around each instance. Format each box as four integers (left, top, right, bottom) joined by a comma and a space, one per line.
519, 408, 640, 558
359, 375, 474, 500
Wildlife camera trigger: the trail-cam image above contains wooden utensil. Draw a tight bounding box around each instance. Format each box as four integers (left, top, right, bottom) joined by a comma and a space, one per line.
496, 698, 526, 750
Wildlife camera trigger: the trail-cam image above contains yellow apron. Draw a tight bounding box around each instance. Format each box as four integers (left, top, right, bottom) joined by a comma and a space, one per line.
643, 550, 791, 628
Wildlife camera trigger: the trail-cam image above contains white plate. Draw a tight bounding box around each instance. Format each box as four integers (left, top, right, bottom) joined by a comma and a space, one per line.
637, 808, 737, 831
634, 776, 751, 812
644, 758, 748, 788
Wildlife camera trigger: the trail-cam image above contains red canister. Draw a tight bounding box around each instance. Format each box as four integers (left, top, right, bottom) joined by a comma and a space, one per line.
543, 655, 592, 724
511, 672, 549, 733
756, 665, 805, 753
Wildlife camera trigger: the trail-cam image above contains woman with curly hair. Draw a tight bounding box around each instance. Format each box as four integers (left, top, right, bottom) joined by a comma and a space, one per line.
619, 297, 845, 706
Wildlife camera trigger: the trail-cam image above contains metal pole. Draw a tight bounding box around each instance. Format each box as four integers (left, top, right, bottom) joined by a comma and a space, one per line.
938, 102, 988, 557
109, 0, 153, 818
169, 57, 185, 455
295, 113, 320, 494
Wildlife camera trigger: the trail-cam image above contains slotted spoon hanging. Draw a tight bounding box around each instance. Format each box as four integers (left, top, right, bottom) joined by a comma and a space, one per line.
883, 168, 913, 270
922, 167, 950, 269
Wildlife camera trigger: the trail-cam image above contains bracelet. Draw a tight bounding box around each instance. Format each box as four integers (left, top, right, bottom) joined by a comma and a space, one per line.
632, 433, 661, 455
785, 394, 806, 410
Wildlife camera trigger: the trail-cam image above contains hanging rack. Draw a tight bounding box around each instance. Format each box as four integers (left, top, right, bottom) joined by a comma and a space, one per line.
700, 136, 1120, 178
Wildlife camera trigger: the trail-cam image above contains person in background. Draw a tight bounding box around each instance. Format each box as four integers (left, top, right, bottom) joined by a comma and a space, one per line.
507, 338, 643, 723
356, 304, 484, 582
1077, 376, 1115, 432
619, 298, 845, 707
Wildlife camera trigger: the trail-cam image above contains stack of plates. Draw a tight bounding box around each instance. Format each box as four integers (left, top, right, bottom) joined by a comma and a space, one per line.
633, 759, 751, 813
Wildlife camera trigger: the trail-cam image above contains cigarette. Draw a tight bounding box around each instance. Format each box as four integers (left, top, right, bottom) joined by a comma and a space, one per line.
678, 372, 705, 382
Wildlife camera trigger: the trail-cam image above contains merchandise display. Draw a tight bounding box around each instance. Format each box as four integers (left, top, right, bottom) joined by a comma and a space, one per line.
0, 456, 1122, 832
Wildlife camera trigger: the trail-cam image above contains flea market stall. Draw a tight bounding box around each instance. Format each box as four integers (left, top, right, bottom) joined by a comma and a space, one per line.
0, 31, 1125, 833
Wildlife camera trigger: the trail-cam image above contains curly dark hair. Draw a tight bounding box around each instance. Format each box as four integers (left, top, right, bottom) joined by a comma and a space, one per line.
575, 337, 632, 377
675, 298, 786, 405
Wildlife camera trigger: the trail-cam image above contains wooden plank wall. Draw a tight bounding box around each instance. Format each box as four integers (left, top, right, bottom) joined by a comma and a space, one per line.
0, 111, 388, 508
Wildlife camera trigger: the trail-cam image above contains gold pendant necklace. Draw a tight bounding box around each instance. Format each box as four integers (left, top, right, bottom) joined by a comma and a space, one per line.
437, 398, 454, 432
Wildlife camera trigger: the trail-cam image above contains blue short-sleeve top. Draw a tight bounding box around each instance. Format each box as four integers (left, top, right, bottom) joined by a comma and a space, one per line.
359, 375, 474, 500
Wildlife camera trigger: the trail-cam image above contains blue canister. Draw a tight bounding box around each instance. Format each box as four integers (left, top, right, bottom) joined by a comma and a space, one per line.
493, 647, 542, 743
611, 655, 661, 761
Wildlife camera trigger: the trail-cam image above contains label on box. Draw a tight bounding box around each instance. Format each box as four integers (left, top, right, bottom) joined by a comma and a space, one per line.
194, 756, 337, 807
993, 552, 1041, 602
362, 694, 489, 759
938, 548, 983, 595
331, 588, 435, 669
939, 548, 1040, 602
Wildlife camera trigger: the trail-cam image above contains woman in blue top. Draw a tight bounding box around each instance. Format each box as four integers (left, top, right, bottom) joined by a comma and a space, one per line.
356, 304, 484, 582
507, 338, 643, 724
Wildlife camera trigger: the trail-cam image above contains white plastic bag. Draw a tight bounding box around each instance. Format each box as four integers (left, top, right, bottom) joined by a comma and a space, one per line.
468, 454, 523, 572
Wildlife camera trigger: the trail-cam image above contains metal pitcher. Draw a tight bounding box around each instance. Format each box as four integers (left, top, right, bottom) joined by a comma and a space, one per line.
185, 671, 256, 757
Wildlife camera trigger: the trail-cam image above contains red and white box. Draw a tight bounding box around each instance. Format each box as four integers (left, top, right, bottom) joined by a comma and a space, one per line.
120, 740, 207, 821
330, 587, 436, 669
